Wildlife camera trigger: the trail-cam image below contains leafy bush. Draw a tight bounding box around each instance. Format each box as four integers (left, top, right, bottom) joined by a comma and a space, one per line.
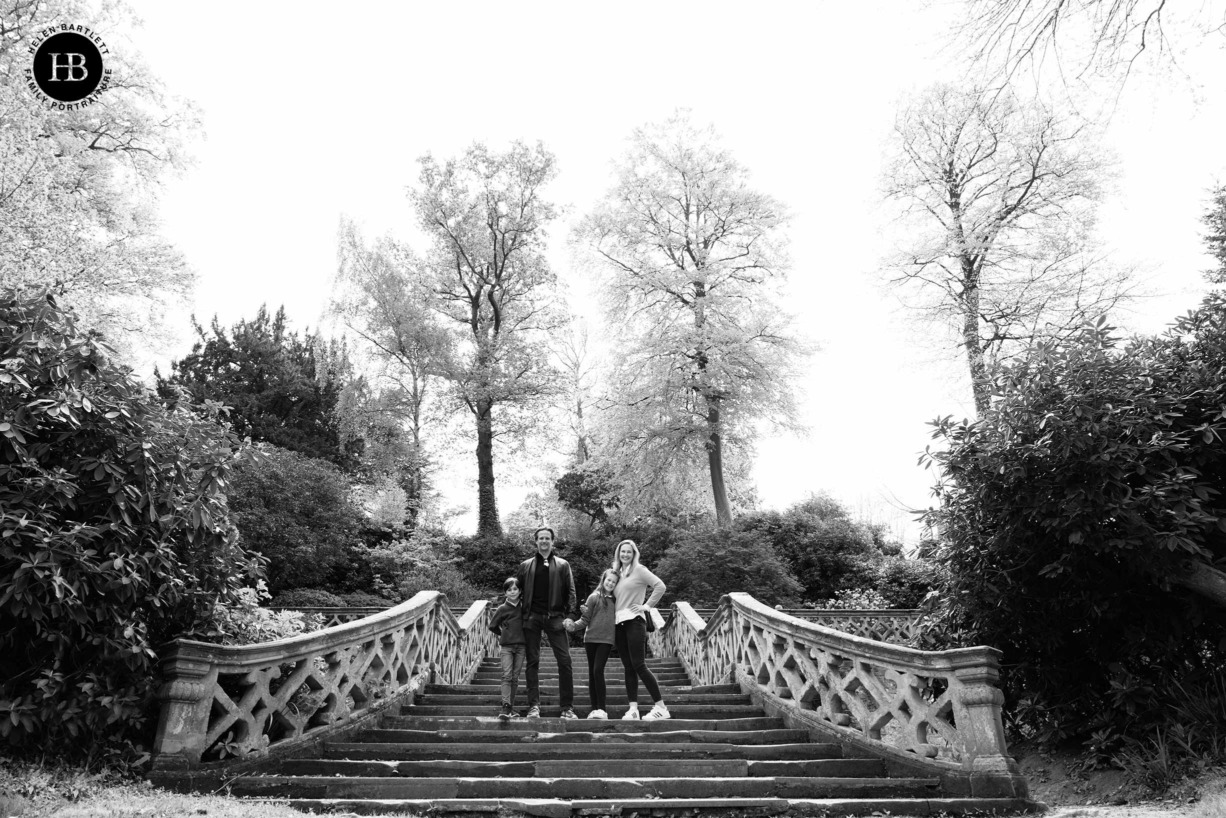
454, 533, 532, 594
272, 588, 345, 607
921, 305, 1226, 748
0, 292, 262, 757
226, 445, 367, 594
211, 582, 322, 644
734, 494, 885, 601
655, 528, 803, 607
874, 555, 941, 608
813, 588, 892, 609
338, 591, 394, 607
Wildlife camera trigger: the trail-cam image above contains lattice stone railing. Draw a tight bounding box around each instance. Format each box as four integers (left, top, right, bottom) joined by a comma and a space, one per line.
654, 593, 1014, 774
151, 591, 497, 770
271, 606, 476, 629
690, 608, 921, 645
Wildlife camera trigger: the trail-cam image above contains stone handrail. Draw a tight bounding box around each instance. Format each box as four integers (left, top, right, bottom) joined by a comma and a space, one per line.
151, 591, 497, 770
653, 593, 1014, 775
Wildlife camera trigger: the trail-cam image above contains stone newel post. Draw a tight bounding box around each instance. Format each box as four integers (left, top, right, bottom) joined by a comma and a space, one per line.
150, 646, 214, 770
951, 654, 1015, 772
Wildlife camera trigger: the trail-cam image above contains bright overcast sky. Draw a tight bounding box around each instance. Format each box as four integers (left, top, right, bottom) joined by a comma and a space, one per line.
122, 1, 1226, 541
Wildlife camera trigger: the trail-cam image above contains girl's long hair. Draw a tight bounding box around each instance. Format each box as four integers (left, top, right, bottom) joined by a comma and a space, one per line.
597, 568, 620, 598
611, 539, 641, 575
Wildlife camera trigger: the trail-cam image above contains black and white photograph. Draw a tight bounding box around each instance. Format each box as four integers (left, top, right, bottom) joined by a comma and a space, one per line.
3, 2, 1226, 816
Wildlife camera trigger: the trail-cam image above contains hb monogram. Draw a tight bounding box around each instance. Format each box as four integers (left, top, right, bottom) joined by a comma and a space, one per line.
48, 53, 89, 82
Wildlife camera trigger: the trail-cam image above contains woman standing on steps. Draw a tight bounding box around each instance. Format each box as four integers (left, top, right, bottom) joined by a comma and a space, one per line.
611, 539, 669, 720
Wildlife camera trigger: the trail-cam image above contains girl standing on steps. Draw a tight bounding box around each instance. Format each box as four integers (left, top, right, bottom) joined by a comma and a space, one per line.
564, 569, 620, 719
611, 539, 669, 720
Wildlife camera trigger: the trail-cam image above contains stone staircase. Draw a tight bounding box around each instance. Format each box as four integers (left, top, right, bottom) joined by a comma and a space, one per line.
219, 648, 1033, 816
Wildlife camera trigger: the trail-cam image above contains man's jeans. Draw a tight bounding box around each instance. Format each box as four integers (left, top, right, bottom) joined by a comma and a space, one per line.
500, 644, 526, 707
523, 614, 574, 709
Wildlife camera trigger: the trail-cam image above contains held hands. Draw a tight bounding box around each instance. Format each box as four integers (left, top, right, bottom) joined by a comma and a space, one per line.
563, 618, 575, 632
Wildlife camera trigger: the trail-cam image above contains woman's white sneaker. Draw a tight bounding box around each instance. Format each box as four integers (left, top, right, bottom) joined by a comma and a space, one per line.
587, 709, 607, 719
643, 702, 670, 720
621, 703, 640, 720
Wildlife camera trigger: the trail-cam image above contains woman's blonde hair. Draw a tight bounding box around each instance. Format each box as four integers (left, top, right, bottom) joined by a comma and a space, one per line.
611, 539, 641, 574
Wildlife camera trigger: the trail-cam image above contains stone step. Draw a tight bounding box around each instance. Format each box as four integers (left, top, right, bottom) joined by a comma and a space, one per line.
271, 758, 886, 778
416, 693, 749, 705
470, 672, 693, 684
402, 704, 764, 718
321, 741, 844, 761
437, 683, 736, 695
376, 715, 787, 733
225, 774, 943, 800
278, 796, 1038, 817
359, 727, 815, 745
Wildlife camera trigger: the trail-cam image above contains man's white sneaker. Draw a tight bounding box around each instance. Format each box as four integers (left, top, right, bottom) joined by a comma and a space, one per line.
587, 709, 607, 719
643, 702, 671, 720
621, 703, 639, 720
526, 705, 541, 718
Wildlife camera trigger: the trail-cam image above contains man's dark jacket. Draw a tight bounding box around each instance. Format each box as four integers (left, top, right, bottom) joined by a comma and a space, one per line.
515, 552, 577, 620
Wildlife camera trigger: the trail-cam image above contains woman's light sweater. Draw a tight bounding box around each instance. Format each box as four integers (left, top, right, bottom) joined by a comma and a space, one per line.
613, 563, 665, 624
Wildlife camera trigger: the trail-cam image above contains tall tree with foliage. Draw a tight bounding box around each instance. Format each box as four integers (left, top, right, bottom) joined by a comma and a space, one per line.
0, 1, 199, 356
411, 142, 561, 537
921, 300, 1226, 746
333, 218, 453, 528
884, 83, 1132, 415
1204, 183, 1226, 284
0, 290, 262, 757
577, 112, 808, 527
158, 306, 356, 469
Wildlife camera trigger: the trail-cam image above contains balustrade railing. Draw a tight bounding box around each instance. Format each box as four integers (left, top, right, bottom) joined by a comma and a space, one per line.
689, 608, 921, 644
271, 605, 476, 629
151, 591, 497, 770
653, 593, 1015, 776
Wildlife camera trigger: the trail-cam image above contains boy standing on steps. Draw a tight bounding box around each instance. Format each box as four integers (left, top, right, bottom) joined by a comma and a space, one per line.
488, 577, 527, 721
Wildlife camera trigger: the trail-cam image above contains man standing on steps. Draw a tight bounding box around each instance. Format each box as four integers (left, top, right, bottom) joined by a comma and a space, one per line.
515, 526, 578, 720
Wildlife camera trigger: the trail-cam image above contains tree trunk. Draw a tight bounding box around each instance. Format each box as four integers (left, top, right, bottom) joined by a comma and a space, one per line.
706, 397, 733, 528
475, 397, 501, 538
1171, 560, 1226, 609
961, 262, 991, 416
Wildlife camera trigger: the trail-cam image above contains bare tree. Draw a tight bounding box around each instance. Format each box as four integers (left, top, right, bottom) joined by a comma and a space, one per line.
960, 0, 1226, 84
577, 112, 808, 527
412, 142, 561, 538
332, 218, 452, 529
884, 83, 1133, 415
553, 316, 601, 466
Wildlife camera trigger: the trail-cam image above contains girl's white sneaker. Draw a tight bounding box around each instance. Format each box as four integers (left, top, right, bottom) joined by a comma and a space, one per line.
621, 703, 640, 720
643, 702, 671, 720
587, 709, 607, 719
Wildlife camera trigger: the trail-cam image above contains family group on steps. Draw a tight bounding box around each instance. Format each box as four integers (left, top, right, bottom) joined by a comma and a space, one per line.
485, 528, 670, 722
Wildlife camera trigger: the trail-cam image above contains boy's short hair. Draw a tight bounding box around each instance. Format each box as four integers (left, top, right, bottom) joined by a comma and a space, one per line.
503, 577, 520, 594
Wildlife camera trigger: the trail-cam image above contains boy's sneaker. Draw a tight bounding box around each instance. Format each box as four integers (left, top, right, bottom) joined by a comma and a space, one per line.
587, 709, 607, 719
643, 702, 671, 720
621, 703, 639, 720
498, 703, 514, 721
526, 705, 541, 719
560, 708, 578, 720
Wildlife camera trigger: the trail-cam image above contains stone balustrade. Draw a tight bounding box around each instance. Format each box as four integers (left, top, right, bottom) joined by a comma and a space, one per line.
151, 591, 496, 770
652, 593, 1018, 780
689, 608, 921, 644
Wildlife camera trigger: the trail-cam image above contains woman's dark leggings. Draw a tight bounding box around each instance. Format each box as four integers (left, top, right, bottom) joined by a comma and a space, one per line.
584, 643, 612, 711
615, 617, 661, 703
